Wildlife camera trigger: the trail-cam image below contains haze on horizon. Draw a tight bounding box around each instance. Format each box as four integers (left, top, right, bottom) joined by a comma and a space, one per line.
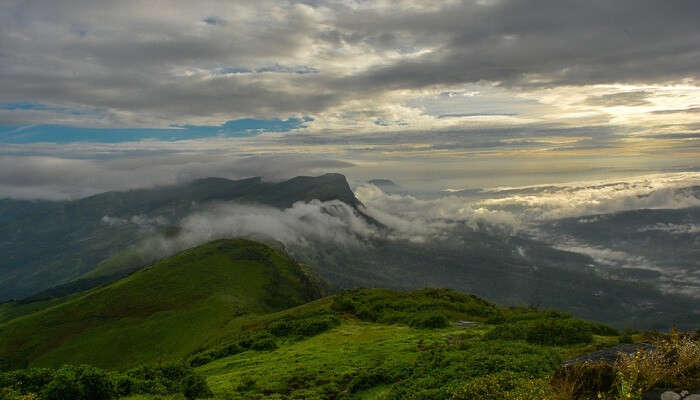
1, 0, 699, 199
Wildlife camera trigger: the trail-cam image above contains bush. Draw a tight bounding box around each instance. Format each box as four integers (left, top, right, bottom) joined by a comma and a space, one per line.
448, 371, 520, 399
0, 368, 53, 395
589, 322, 619, 336
615, 332, 700, 396
267, 314, 339, 337
449, 372, 555, 400
0, 387, 38, 400
331, 288, 499, 329
485, 318, 593, 346
183, 373, 213, 400
1, 364, 210, 400
250, 336, 278, 351
42, 365, 115, 400
526, 319, 593, 345
409, 313, 450, 329
550, 362, 616, 400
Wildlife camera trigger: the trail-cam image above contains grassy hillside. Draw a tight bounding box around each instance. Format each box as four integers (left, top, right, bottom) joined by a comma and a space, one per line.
0, 173, 358, 300
1, 240, 696, 400
0, 239, 325, 370
2, 285, 642, 400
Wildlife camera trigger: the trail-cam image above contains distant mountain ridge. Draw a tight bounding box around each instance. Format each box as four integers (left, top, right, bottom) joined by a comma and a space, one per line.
0, 173, 359, 300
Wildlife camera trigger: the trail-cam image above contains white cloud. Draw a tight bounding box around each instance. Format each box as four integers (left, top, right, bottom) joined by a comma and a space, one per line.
479, 172, 700, 220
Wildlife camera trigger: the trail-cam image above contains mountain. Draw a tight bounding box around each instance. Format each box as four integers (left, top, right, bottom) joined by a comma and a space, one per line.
6, 238, 681, 400
0, 239, 326, 370
540, 207, 700, 297
0, 173, 357, 300
367, 179, 398, 187
285, 225, 699, 330
2, 238, 697, 400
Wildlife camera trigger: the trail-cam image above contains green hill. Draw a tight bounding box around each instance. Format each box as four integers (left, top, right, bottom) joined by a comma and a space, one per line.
0, 239, 326, 370
0, 173, 358, 301
2, 239, 696, 400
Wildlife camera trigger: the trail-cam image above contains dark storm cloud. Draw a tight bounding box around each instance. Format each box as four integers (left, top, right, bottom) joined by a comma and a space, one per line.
0, 0, 698, 123
336, 0, 700, 92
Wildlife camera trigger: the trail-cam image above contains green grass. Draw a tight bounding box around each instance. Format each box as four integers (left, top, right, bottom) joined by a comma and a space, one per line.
0, 239, 324, 370
177, 288, 618, 399
0, 239, 633, 400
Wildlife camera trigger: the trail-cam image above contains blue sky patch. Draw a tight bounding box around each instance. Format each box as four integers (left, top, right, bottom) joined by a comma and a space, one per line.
0, 117, 313, 143
203, 16, 225, 25
2, 102, 59, 111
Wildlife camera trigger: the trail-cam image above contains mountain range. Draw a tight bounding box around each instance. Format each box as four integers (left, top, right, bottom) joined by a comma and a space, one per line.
0, 173, 358, 300
1, 173, 698, 331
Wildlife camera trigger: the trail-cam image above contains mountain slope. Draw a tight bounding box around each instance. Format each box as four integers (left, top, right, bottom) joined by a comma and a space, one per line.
1, 282, 634, 400
0, 173, 357, 300
0, 239, 326, 370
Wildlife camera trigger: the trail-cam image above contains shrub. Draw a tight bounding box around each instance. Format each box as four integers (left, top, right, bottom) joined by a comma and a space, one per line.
267, 314, 339, 337
485, 318, 593, 346
250, 336, 278, 351
183, 373, 213, 400
331, 288, 499, 329
1, 388, 39, 400
40, 365, 116, 400
1, 364, 209, 400
448, 371, 522, 399
615, 331, 700, 397
589, 322, 619, 336
526, 319, 593, 345
550, 362, 616, 400
409, 313, 450, 329
0, 368, 53, 395
42, 368, 83, 400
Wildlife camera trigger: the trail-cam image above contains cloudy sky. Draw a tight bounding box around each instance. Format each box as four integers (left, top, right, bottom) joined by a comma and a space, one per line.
1, 0, 699, 199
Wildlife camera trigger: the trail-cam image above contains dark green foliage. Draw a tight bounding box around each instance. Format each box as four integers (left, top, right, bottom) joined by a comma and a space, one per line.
409, 312, 450, 329
267, 314, 340, 338
0, 239, 329, 371
0, 368, 54, 395
380, 340, 560, 399
589, 322, 620, 336
332, 288, 499, 328
485, 318, 595, 345
183, 373, 213, 400
0, 364, 211, 400
525, 319, 594, 345
189, 313, 339, 367
0, 174, 353, 301
249, 336, 278, 351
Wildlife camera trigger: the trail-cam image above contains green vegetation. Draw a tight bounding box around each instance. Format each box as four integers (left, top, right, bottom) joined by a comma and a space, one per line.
552, 331, 700, 400
331, 288, 499, 328
0, 364, 211, 400
1, 238, 694, 400
0, 239, 325, 370
0, 173, 358, 301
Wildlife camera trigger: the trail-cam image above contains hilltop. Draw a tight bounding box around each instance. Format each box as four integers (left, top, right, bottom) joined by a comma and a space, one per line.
0, 239, 326, 370
0, 173, 357, 300
0, 239, 697, 400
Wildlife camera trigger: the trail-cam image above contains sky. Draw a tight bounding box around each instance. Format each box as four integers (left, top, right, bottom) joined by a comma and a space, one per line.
1, 0, 699, 199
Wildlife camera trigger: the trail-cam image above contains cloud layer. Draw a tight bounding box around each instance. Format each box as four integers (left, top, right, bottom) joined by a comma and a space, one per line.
1, 0, 699, 129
